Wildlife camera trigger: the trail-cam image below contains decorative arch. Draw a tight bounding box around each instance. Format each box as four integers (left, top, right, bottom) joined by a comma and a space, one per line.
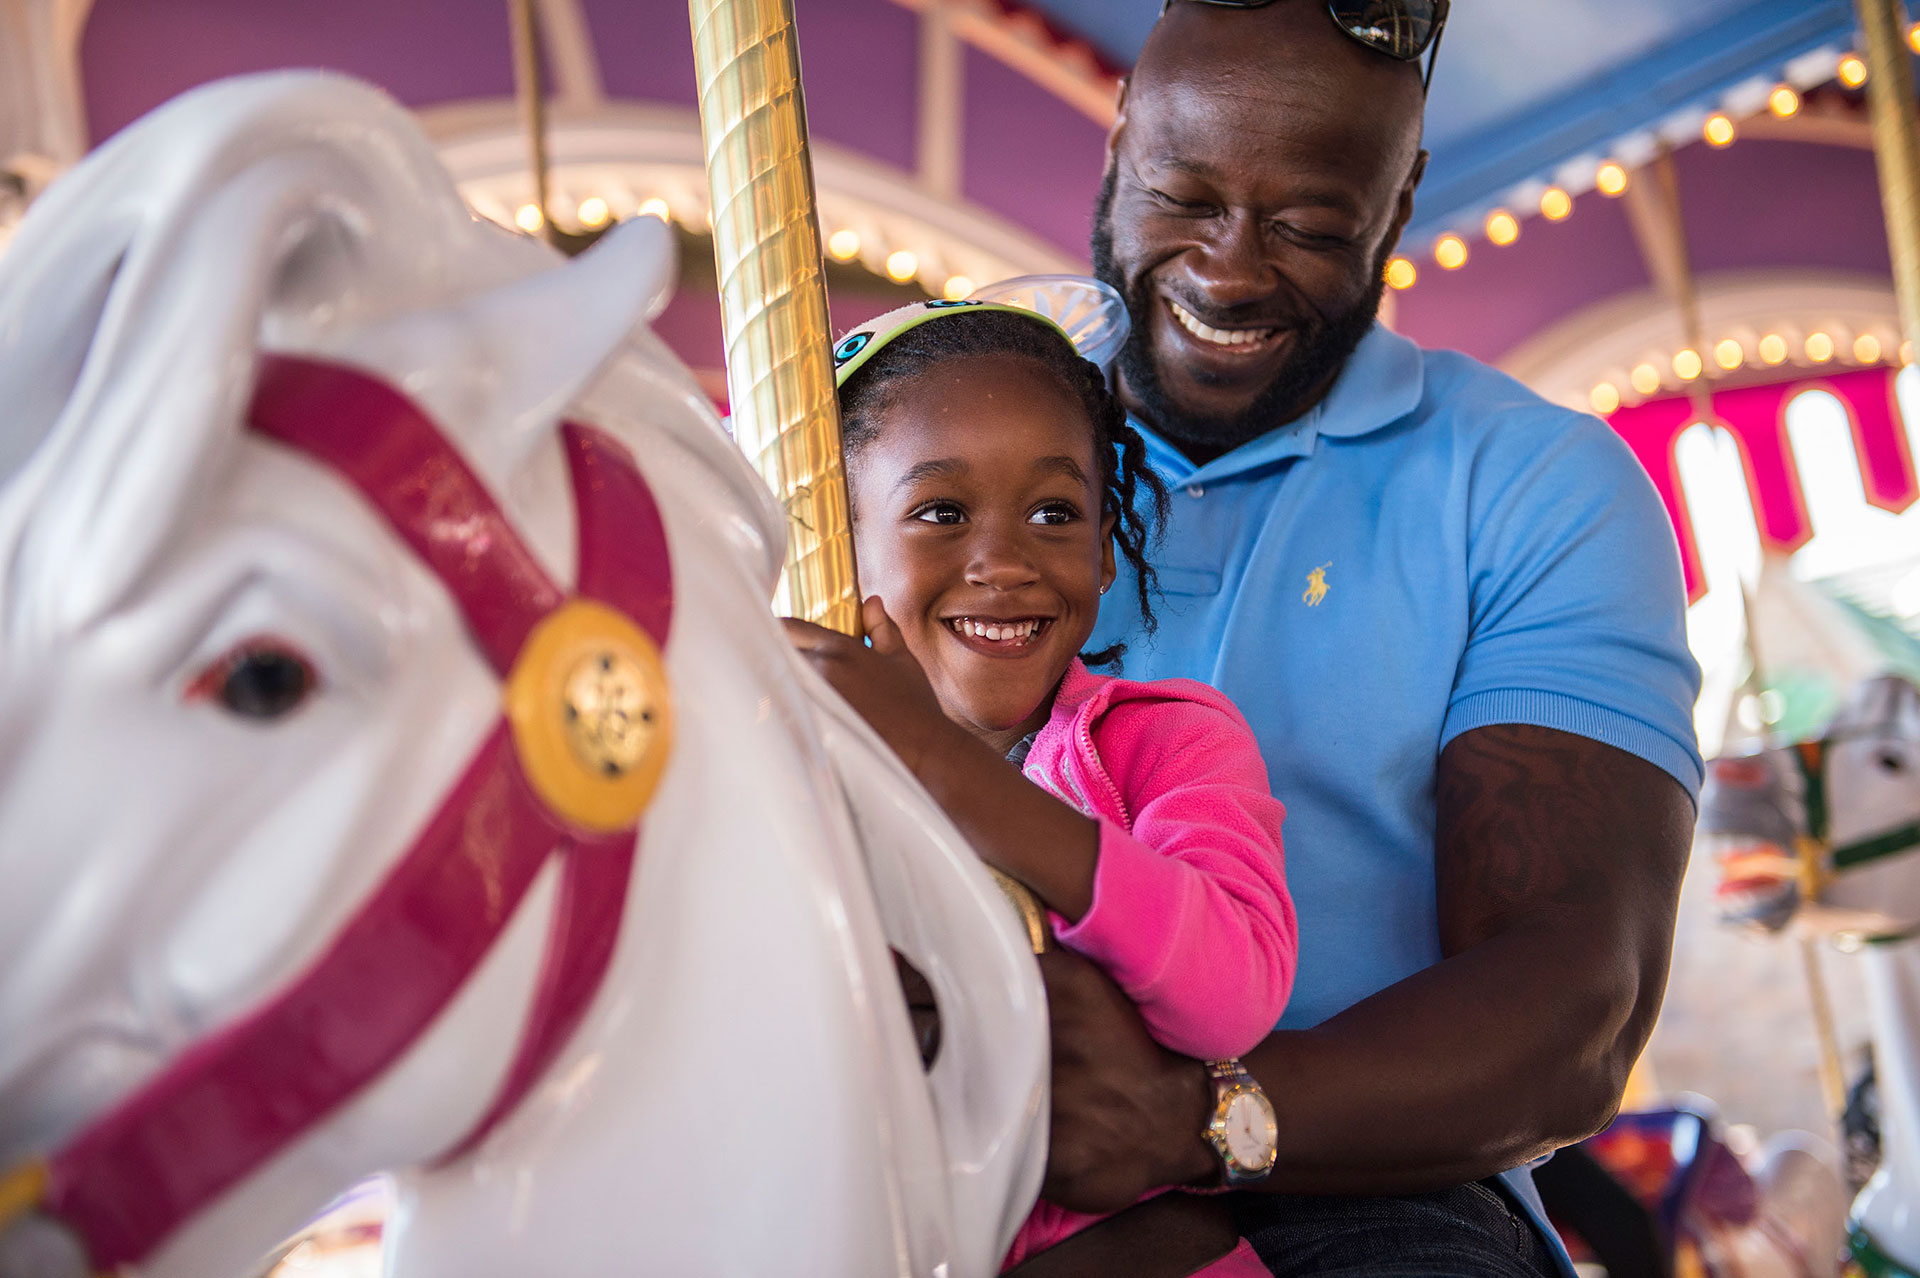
1500, 270, 1904, 412
424, 98, 1081, 297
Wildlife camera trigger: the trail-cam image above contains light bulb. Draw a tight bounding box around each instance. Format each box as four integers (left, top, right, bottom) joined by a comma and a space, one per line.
827, 228, 861, 260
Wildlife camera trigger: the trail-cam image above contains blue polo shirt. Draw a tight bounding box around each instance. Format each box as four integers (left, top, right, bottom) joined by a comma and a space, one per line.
1090, 324, 1702, 1253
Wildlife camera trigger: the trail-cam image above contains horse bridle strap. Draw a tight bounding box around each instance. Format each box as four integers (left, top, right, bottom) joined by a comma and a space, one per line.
1791, 739, 1920, 871
4, 356, 674, 1270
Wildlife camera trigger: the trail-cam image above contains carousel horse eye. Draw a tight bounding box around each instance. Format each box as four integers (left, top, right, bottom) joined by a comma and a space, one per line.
1878, 750, 1907, 774
188, 640, 319, 720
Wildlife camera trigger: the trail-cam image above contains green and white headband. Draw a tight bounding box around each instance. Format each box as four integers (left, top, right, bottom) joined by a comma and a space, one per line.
831, 274, 1130, 387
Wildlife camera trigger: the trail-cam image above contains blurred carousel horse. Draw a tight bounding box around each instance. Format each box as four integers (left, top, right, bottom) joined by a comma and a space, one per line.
0, 72, 1046, 1278
1701, 673, 1920, 1276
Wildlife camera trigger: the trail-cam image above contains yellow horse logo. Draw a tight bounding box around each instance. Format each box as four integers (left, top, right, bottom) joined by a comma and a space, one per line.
1303, 563, 1332, 607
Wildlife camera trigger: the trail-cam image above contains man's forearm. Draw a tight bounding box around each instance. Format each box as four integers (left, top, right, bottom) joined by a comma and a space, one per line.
1039, 727, 1691, 1213
1232, 727, 1690, 1195
1045, 919, 1651, 1209
1233, 921, 1644, 1194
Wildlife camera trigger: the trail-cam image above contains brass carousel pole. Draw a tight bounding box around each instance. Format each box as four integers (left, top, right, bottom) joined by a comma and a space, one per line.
687, 0, 1051, 952
687, 0, 859, 636
1857, 0, 1920, 356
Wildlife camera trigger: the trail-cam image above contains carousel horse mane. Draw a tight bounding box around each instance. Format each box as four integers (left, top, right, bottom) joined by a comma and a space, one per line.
0, 71, 780, 649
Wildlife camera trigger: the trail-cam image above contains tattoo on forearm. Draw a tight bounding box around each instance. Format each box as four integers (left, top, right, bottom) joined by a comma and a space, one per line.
1434, 724, 1689, 956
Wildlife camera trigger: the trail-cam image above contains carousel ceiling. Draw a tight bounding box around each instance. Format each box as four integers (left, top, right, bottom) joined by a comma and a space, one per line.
0, 0, 1896, 376
1024, 0, 1860, 245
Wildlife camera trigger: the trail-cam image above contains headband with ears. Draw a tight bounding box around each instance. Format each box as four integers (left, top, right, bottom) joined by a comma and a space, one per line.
831, 274, 1129, 387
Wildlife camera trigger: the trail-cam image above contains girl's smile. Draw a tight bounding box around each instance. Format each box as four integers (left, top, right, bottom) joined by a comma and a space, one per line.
942, 615, 1052, 654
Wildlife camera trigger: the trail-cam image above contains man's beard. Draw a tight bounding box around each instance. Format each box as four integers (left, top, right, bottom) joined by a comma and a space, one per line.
1091, 168, 1387, 458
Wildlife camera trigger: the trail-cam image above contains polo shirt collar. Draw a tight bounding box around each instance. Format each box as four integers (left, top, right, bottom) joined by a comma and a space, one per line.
1134, 323, 1426, 485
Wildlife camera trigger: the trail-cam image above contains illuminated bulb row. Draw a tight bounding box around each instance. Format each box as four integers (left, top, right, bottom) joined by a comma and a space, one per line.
1589, 328, 1908, 414
1397, 52, 1862, 293
1383, 209, 1518, 287
509, 194, 673, 235
827, 228, 968, 296
499, 202, 971, 299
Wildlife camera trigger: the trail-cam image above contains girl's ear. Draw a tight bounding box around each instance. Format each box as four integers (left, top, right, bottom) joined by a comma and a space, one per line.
1099, 512, 1118, 596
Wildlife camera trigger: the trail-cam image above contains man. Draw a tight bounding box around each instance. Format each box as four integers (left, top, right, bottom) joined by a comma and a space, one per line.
1038, 1, 1702, 1274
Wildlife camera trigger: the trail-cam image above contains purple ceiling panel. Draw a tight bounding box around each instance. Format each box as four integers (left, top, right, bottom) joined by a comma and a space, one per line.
1678, 139, 1889, 278
1393, 187, 1649, 364
82, 0, 514, 143
960, 46, 1106, 263
576, 0, 699, 109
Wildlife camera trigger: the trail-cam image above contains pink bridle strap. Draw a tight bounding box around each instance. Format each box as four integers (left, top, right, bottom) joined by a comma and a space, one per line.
40, 355, 672, 1269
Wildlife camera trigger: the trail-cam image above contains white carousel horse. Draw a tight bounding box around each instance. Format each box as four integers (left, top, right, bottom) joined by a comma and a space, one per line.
1702, 673, 1920, 1274
0, 71, 1046, 1278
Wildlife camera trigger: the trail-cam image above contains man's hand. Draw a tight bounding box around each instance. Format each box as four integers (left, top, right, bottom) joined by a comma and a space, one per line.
784, 595, 955, 778
1039, 724, 1692, 1202
1038, 946, 1216, 1213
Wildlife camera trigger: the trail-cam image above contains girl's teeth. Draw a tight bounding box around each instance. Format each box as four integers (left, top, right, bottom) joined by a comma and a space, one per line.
952, 618, 1040, 642
1170, 300, 1275, 349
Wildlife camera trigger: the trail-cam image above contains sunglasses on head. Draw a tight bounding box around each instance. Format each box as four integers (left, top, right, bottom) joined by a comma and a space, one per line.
1160, 0, 1450, 93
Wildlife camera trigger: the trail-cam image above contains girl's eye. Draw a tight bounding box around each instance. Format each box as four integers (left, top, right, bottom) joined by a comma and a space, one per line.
912, 502, 966, 526
1029, 503, 1079, 526
187, 638, 319, 720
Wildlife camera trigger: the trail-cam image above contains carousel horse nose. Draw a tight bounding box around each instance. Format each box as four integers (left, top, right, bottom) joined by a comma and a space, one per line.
1701, 756, 1805, 933
892, 951, 942, 1070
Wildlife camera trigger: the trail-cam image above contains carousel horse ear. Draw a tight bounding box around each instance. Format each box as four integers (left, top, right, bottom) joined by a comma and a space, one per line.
0, 230, 123, 490
327, 214, 678, 477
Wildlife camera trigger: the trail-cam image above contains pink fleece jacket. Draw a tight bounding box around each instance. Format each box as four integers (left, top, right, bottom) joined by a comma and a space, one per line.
1002, 660, 1294, 1275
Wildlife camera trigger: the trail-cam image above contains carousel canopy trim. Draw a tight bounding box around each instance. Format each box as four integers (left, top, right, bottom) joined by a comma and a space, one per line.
1411, 0, 1857, 244
1022, 0, 1863, 245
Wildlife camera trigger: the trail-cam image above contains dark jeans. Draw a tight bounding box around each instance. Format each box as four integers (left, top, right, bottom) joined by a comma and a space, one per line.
1230, 1181, 1560, 1277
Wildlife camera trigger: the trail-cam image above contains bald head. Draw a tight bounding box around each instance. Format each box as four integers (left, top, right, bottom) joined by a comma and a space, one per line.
1133, 1, 1426, 163
1091, 0, 1429, 456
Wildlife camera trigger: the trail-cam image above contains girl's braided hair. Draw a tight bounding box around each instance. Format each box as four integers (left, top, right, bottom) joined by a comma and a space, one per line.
836, 308, 1167, 666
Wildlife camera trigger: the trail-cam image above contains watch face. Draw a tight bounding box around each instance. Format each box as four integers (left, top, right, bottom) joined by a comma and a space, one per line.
1223, 1091, 1278, 1170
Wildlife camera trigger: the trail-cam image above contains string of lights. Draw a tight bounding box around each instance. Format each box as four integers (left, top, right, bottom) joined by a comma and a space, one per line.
1384, 42, 1911, 301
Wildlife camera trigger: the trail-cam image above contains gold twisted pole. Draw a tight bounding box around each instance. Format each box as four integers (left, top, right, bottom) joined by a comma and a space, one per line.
1858, 0, 1920, 357
687, 0, 1050, 951
688, 0, 860, 636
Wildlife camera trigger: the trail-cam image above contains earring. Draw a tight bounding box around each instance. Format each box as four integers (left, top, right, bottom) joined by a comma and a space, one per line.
1099, 583, 1110, 595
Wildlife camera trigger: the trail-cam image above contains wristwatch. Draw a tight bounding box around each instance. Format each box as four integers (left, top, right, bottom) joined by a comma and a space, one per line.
1203, 1059, 1278, 1185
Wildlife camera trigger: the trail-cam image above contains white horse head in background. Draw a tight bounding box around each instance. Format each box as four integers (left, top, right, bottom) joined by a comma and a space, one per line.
0, 71, 1044, 1278
1704, 675, 1920, 939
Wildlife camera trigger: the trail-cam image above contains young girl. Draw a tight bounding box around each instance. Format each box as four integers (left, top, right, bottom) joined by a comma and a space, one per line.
785, 295, 1292, 1275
